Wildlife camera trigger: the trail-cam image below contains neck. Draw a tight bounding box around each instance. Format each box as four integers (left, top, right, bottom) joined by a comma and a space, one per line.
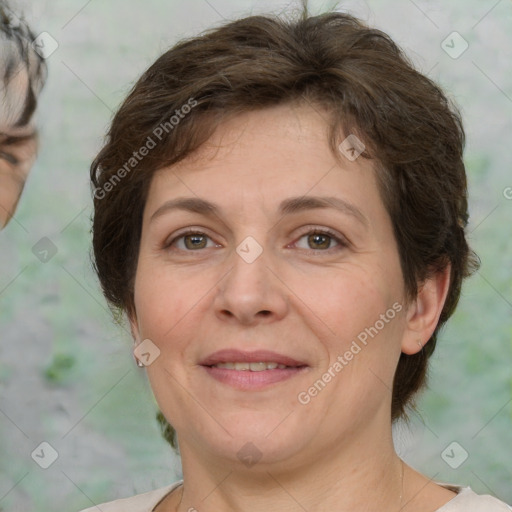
174, 426, 404, 512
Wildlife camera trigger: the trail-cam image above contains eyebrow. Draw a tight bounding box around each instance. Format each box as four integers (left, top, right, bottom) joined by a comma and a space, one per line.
0, 132, 37, 145
150, 195, 369, 228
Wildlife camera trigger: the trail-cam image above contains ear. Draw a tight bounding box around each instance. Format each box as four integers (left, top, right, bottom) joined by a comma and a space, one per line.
401, 264, 451, 355
127, 307, 141, 346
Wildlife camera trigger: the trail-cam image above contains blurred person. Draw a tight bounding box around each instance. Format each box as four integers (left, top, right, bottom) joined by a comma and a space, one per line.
0, 0, 47, 229
82, 5, 511, 512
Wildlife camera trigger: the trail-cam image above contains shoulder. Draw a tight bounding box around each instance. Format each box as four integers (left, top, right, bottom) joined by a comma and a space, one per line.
77, 481, 182, 512
438, 484, 512, 512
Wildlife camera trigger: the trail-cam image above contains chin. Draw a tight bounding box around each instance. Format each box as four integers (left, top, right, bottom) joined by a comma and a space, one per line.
184, 411, 315, 469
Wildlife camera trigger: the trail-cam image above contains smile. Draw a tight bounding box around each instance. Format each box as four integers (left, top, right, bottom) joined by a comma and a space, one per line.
210, 362, 290, 371
200, 349, 308, 390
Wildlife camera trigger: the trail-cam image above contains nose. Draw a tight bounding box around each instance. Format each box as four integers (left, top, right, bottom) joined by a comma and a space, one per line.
213, 236, 289, 326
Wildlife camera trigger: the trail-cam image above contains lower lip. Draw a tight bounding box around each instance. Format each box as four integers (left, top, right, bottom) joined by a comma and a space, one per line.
202, 366, 307, 390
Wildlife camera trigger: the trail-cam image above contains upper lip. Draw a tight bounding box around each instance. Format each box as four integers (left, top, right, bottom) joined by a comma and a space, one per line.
200, 349, 307, 367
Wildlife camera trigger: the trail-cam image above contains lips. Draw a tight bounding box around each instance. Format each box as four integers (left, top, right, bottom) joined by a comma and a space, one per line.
199, 349, 307, 368
200, 349, 308, 390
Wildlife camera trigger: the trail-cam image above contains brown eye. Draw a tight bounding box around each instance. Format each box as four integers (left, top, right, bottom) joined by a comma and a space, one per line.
307, 233, 332, 250
294, 229, 345, 251
165, 230, 220, 252
183, 233, 208, 250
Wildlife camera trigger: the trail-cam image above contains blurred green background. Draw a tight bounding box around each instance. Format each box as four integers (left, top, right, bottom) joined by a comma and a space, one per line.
0, 0, 510, 510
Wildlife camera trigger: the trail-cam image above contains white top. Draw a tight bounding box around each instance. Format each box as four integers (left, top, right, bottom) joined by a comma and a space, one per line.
78, 481, 512, 512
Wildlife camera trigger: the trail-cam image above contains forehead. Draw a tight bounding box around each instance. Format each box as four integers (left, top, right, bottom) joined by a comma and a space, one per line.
0, 33, 43, 132
145, 103, 381, 216
0, 61, 31, 131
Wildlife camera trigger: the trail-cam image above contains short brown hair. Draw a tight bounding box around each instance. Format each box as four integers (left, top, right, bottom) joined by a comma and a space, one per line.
90, 9, 479, 448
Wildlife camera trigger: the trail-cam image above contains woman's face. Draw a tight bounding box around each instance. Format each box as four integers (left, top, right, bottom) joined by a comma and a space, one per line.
0, 63, 38, 229
0, 125, 37, 229
130, 103, 416, 467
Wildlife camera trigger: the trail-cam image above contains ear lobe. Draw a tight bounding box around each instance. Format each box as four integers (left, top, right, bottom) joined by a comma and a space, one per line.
401, 264, 451, 355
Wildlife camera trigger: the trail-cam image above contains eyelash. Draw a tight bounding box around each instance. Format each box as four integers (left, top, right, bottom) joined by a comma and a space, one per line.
0, 150, 19, 165
164, 226, 348, 253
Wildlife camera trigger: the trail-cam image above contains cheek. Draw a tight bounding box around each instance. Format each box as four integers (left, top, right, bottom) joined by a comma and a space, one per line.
133, 263, 213, 343
315, 266, 405, 388
320, 265, 400, 332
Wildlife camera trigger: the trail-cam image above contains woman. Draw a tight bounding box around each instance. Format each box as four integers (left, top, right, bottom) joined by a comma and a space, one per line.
83, 7, 511, 512
0, 1, 47, 229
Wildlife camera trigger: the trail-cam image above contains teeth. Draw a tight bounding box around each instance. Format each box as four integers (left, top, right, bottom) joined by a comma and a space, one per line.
212, 362, 288, 371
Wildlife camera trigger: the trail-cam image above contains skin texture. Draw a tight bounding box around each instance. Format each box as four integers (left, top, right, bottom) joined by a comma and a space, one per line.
0, 124, 37, 228
0, 61, 38, 229
129, 102, 455, 511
